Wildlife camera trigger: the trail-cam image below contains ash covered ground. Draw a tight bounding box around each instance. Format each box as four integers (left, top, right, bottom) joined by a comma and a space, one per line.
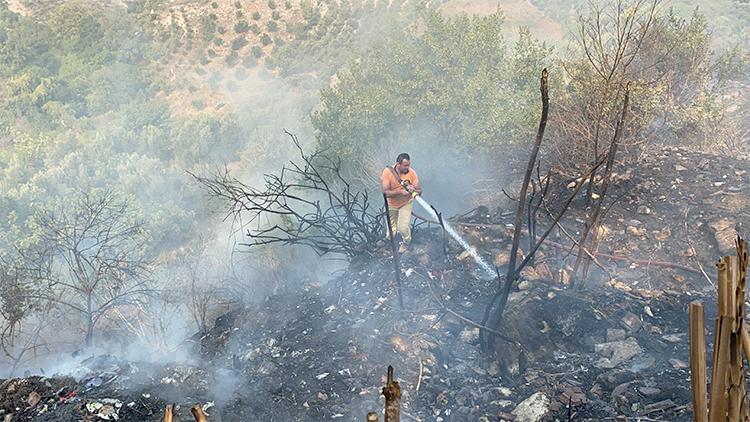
1, 145, 747, 421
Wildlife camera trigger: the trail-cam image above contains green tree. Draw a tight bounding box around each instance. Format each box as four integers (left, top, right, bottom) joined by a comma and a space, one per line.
312, 11, 551, 179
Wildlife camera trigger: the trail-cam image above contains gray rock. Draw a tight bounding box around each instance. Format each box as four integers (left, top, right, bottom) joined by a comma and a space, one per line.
629, 354, 656, 373
611, 381, 635, 406
459, 327, 480, 343
596, 369, 635, 389
512, 392, 550, 422
621, 312, 642, 332
606, 328, 626, 342
638, 387, 661, 397
595, 337, 643, 369
668, 358, 688, 369
643, 399, 675, 413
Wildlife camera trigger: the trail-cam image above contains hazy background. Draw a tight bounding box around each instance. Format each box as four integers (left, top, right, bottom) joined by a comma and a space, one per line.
0, 0, 747, 375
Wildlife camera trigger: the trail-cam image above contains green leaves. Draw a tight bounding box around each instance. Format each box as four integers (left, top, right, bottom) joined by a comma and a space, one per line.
313, 10, 551, 176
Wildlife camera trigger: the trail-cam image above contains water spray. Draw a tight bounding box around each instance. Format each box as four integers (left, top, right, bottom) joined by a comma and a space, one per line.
412, 195, 496, 278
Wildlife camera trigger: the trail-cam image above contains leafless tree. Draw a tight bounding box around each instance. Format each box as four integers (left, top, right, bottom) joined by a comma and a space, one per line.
479, 69, 610, 350
571, 84, 632, 286
193, 131, 385, 258
0, 259, 54, 376
31, 190, 153, 348
172, 238, 225, 335
554, 0, 659, 201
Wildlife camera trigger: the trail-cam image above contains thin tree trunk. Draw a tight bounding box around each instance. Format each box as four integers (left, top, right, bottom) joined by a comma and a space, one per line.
585, 83, 609, 207
505, 69, 549, 286
85, 292, 94, 348
571, 82, 631, 288
481, 69, 549, 350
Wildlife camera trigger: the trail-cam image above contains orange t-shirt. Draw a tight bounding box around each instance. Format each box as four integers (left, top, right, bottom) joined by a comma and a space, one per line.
381, 166, 419, 209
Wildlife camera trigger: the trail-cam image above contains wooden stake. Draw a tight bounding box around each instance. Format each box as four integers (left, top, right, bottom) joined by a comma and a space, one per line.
709, 316, 732, 421
726, 254, 745, 421
163, 404, 174, 422
382, 365, 401, 422
741, 321, 750, 365
191, 404, 208, 422
690, 301, 708, 422
691, 237, 750, 422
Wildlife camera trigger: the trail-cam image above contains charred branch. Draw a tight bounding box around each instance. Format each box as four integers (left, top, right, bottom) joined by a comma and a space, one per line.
192, 131, 384, 258
572, 82, 632, 287
481, 156, 607, 350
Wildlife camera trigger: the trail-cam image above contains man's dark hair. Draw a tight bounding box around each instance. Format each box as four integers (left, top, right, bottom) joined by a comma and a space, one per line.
396, 153, 410, 164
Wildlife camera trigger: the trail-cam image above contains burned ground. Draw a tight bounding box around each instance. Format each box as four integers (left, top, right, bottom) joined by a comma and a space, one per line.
1, 145, 746, 421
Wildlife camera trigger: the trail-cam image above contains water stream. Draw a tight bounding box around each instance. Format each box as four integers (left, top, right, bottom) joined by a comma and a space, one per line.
413, 196, 496, 278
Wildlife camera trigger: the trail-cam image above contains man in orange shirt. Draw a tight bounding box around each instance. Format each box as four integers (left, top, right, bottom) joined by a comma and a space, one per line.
381, 153, 422, 253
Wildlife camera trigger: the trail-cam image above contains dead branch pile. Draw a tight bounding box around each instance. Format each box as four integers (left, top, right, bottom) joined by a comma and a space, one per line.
193, 131, 384, 257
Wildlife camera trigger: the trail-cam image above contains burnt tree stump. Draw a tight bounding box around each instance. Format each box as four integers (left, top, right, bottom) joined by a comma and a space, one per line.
382, 365, 401, 422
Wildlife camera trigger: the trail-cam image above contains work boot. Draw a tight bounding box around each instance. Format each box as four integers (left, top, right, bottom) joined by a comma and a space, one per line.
398, 242, 408, 254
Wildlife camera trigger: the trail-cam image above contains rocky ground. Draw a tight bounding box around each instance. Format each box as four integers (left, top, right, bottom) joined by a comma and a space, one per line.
1, 145, 748, 421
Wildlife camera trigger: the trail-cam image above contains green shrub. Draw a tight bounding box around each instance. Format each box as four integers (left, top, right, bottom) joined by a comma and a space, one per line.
260, 33, 272, 45
252, 11, 261, 20
225, 51, 239, 66
272, 10, 281, 20
231, 35, 248, 50
234, 20, 249, 33
242, 55, 257, 67
200, 15, 217, 41
268, 0, 277, 9
212, 37, 223, 46
211, 2, 218, 8
267, 21, 278, 32
252, 45, 263, 58
250, 23, 261, 34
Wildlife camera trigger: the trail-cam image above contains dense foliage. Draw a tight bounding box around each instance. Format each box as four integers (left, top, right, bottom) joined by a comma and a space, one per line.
312, 11, 551, 183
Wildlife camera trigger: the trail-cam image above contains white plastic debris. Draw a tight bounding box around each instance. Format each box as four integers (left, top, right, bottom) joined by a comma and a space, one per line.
316, 372, 329, 380
324, 305, 336, 314
86, 399, 122, 420
86, 402, 103, 413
